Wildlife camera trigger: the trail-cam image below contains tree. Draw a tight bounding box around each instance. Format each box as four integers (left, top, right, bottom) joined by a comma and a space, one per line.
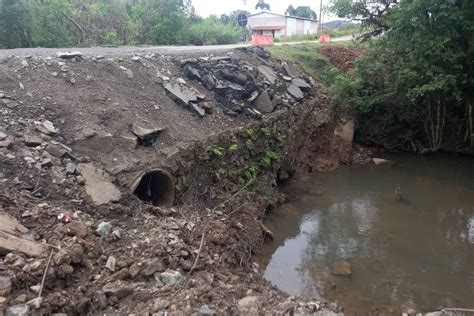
255, 0, 270, 11
285, 5, 296, 16
0, 0, 33, 48
329, 0, 398, 37
294, 6, 317, 20
340, 0, 473, 152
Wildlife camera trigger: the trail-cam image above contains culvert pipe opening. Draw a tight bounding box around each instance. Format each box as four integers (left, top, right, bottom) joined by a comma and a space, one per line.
132, 169, 175, 207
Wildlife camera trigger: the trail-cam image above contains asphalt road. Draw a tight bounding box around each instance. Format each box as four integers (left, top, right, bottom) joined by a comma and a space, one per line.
0, 35, 354, 58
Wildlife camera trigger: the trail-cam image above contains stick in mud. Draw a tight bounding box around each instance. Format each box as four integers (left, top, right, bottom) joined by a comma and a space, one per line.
38, 248, 54, 298
189, 232, 205, 275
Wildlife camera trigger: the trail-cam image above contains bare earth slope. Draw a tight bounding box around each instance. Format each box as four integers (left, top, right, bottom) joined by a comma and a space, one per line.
0, 47, 351, 315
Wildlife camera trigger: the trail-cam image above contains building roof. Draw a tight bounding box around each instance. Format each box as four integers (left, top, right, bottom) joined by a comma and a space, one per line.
249, 11, 317, 22
251, 25, 285, 31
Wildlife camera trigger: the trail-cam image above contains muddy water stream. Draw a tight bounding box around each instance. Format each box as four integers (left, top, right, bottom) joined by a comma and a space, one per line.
259, 154, 474, 314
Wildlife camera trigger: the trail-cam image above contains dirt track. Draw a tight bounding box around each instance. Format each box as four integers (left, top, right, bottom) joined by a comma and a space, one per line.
0, 35, 355, 58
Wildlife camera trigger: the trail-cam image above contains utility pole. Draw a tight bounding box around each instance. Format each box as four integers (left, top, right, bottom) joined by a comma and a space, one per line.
319, 0, 323, 32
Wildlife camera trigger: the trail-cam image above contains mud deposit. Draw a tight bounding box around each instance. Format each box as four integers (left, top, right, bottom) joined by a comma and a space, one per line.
259, 154, 474, 314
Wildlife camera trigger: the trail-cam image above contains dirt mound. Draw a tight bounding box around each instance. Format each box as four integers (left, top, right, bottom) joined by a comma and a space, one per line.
0, 47, 350, 315
317, 45, 367, 73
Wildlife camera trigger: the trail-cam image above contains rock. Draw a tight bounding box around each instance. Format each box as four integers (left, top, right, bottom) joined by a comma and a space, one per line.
67, 221, 88, 238
96, 222, 112, 239
199, 305, 216, 315
57, 51, 82, 59
184, 65, 201, 80
176, 78, 187, 85
0, 276, 12, 296
131, 124, 165, 143
0, 231, 47, 257
45, 144, 67, 158
112, 268, 130, 280
12, 294, 27, 305
5, 304, 29, 316
372, 158, 393, 165
53, 244, 84, 265
201, 74, 216, 90
331, 260, 352, 277
0, 132, 7, 141
129, 263, 140, 278
40, 158, 52, 167
190, 104, 205, 117
284, 63, 299, 77
29, 285, 40, 294
105, 256, 116, 272
76, 164, 122, 205
36, 120, 57, 136
142, 259, 165, 277
26, 297, 42, 309
23, 135, 42, 147
406, 308, 417, 316
65, 162, 76, 175
164, 83, 198, 107
287, 83, 304, 100
155, 270, 183, 287
0, 137, 13, 149
0, 212, 29, 236
0, 296, 7, 308
292, 78, 312, 91
253, 91, 273, 113
237, 296, 262, 313
102, 281, 133, 299
334, 120, 355, 144
131, 56, 141, 62
257, 65, 277, 84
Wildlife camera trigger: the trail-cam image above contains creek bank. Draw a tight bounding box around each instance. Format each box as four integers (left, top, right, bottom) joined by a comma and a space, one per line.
0, 47, 356, 314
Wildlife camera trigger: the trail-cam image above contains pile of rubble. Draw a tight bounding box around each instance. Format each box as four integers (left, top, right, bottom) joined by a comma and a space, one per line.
163, 47, 315, 118
0, 47, 343, 315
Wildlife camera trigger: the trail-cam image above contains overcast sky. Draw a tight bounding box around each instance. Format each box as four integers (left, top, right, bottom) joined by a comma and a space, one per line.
192, 0, 338, 23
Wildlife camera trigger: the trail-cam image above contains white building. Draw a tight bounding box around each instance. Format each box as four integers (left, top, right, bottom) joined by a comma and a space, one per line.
247, 12, 319, 38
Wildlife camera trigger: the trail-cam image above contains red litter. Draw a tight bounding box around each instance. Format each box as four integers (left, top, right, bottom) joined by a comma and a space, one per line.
57, 213, 72, 223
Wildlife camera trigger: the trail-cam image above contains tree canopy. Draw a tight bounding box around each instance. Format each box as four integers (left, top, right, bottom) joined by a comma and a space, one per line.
255, 0, 270, 11
285, 5, 317, 20
330, 0, 474, 151
0, 0, 242, 48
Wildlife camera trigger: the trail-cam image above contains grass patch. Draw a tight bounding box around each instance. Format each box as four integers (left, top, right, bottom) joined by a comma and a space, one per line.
266, 43, 345, 86
273, 26, 362, 43
267, 42, 366, 109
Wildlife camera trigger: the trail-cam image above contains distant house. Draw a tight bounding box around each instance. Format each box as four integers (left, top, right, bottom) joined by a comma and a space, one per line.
247, 12, 319, 38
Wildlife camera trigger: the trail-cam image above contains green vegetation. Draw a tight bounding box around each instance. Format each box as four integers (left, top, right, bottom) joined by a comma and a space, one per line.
259, 150, 280, 168
285, 5, 317, 20
211, 147, 224, 157
0, 0, 244, 48
267, 42, 356, 103
260, 127, 271, 136
271, 0, 473, 153
273, 25, 361, 43
228, 143, 238, 153
276, 132, 287, 144
329, 0, 473, 152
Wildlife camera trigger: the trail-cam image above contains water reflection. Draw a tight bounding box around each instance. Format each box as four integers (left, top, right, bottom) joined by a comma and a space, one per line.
259, 154, 474, 313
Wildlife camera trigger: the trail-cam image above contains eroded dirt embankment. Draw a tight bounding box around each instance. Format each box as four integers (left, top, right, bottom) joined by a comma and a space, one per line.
0, 47, 354, 315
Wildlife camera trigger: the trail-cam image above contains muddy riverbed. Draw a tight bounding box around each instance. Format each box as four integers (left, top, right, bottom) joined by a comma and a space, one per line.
258, 153, 474, 314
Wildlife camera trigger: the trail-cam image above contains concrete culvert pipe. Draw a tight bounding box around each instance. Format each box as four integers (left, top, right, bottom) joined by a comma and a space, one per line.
132, 169, 175, 207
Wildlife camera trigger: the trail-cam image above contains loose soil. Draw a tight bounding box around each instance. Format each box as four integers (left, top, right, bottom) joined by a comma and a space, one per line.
0, 47, 355, 315
317, 46, 367, 73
